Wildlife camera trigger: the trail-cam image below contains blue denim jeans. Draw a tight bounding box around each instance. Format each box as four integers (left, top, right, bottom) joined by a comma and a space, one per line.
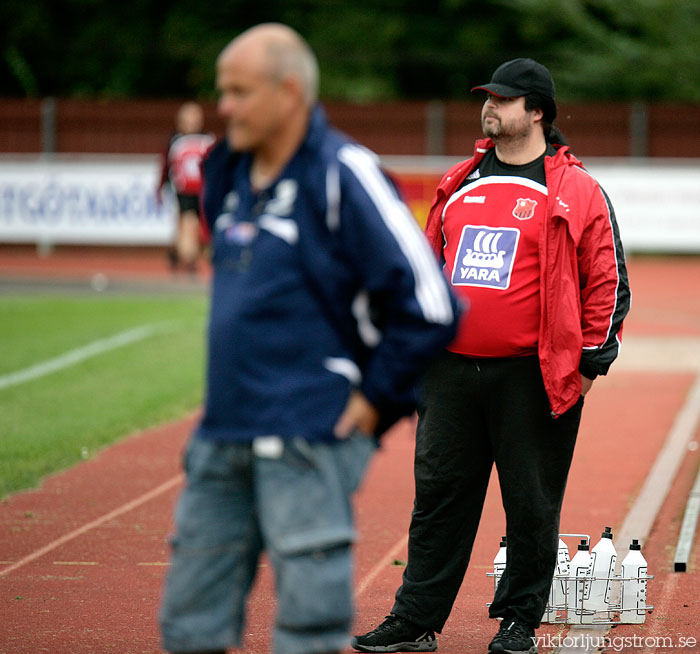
159, 432, 376, 654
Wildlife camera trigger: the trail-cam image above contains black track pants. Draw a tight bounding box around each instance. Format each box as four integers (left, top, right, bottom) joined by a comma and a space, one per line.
392, 351, 583, 631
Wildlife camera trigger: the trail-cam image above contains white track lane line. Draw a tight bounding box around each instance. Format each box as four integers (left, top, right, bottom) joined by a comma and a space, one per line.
356, 535, 409, 598
0, 321, 177, 391
3, 477, 410, 588
0, 474, 183, 578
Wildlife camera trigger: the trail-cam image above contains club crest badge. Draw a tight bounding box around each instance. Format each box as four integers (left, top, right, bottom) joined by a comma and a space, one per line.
512, 198, 537, 221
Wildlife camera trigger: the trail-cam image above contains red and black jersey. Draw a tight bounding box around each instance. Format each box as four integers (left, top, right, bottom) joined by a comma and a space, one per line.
443, 148, 552, 357
425, 139, 631, 416
162, 132, 216, 196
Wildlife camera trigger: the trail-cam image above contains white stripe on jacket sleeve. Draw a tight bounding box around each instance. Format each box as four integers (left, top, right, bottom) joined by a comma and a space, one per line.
338, 144, 454, 325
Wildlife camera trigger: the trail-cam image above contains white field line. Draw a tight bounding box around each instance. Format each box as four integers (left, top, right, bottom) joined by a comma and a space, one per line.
0, 474, 183, 578
0, 322, 177, 391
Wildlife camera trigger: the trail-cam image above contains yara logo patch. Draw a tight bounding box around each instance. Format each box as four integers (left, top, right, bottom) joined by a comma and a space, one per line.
451, 226, 520, 289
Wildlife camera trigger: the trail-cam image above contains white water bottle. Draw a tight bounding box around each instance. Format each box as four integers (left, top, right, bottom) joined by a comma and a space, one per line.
621, 539, 648, 624
493, 536, 507, 590
567, 539, 593, 623
552, 538, 570, 619
588, 526, 617, 619
543, 538, 570, 622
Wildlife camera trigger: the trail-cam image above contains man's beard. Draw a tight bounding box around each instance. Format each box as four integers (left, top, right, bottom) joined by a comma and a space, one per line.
482, 117, 502, 139
482, 114, 530, 143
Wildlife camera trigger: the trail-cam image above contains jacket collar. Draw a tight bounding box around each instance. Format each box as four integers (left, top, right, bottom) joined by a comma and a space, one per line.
475, 138, 582, 169
441, 139, 583, 193
434, 138, 493, 199
545, 143, 583, 173
303, 104, 329, 152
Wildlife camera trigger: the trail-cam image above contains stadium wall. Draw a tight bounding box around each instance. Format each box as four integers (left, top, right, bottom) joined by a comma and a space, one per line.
2, 98, 700, 158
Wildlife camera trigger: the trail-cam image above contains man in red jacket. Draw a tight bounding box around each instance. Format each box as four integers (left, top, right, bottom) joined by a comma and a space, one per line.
352, 58, 630, 654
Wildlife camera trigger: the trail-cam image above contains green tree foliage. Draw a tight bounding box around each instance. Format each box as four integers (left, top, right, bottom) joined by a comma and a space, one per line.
499, 0, 700, 102
1, 0, 699, 101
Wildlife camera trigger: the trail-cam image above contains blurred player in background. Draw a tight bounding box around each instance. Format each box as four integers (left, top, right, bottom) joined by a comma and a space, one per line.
157, 101, 215, 273
158, 23, 460, 654
353, 58, 630, 654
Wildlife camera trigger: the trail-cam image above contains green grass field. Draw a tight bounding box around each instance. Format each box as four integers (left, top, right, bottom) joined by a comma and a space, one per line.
0, 294, 208, 499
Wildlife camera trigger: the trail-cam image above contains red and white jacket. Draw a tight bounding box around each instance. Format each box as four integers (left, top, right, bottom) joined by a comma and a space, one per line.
424, 139, 631, 416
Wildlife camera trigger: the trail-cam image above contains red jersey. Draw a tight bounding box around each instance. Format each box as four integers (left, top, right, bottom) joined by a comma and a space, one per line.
167, 132, 215, 195
425, 140, 630, 416
443, 161, 547, 357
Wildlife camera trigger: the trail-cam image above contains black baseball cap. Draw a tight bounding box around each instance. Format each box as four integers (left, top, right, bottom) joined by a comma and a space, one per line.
471, 58, 555, 101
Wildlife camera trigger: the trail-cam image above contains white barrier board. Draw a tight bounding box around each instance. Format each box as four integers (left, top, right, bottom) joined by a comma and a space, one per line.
586, 161, 700, 254
0, 155, 177, 245
383, 155, 700, 254
1, 155, 699, 252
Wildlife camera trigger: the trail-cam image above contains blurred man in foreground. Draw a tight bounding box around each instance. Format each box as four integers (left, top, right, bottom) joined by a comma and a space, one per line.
158, 23, 460, 654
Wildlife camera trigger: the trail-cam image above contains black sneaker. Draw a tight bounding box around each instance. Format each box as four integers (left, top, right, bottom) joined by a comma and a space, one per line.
488, 617, 537, 654
351, 614, 437, 652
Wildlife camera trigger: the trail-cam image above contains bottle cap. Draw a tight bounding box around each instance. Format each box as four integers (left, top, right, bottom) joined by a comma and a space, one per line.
500, 538, 507, 546
578, 539, 589, 551
630, 539, 641, 551
601, 526, 613, 539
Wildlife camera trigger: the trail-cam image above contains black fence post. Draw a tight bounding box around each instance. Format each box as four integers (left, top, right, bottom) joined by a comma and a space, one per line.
41, 97, 56, 155
629, 101, 648, 157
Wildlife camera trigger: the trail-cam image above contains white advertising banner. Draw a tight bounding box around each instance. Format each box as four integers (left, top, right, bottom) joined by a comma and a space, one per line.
1, 155, 699, 252
0, 155, 177, 245
383, 155, 700, 254
586, 162, 700, 253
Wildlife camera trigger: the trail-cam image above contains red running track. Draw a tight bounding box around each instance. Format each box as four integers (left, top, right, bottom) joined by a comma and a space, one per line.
1, 251, 700, 653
